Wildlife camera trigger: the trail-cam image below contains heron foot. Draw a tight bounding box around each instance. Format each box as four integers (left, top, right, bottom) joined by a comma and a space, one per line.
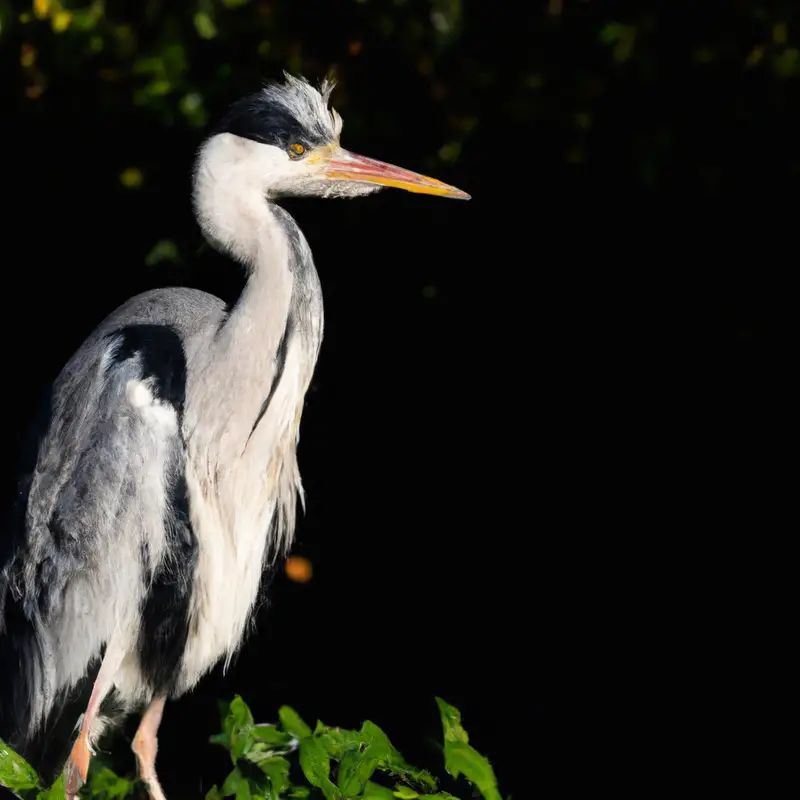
64, 729, 91, 799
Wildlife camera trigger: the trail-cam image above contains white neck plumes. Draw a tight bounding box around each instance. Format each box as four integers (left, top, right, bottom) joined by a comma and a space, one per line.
179, 132, 324, 684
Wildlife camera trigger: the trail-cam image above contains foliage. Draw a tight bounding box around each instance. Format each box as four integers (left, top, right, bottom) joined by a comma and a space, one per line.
0, 0, 472, 147
0, 696, 503, 800
3, 0, 800, 201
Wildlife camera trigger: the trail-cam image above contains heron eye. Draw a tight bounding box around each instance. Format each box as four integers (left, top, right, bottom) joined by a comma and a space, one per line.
289, 143, 306, 158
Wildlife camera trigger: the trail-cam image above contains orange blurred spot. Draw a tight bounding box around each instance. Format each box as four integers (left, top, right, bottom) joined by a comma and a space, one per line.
348, 40, 363, 56
20, 44, 37, 68
285, 556, 313, 583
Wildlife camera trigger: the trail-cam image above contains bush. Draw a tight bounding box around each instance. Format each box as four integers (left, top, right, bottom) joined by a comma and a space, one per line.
1, 696, 503, 800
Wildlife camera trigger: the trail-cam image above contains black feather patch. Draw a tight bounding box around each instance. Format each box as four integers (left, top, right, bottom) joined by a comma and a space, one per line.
111, 324, 198, 696
112, 325, 187, 413
213, 92, 330, 151
138, 469, 198, 695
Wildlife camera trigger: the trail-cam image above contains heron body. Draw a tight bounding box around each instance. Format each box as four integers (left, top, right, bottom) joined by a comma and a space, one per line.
0, 74, 467, 798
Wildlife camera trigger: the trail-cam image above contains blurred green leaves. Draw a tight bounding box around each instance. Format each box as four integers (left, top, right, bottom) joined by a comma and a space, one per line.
4, 0, 800, 207
194, 11, 218, 41
598, 22, 637, 63
119, 167, 144, 188
430, 0, 462, 47
145, 239, 181, 267
2, 0, 478, 191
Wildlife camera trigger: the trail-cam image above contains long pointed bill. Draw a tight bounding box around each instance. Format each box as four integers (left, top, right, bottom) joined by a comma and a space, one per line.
324, 148, 470, 199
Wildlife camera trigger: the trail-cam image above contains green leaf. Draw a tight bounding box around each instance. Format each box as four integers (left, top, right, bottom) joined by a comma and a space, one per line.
317, 727, 365, 760
598, 22, 623, 44
119, 167, 143, 188
252, 725, 294, 748
337, 747, 369, 796
298, 736, 329, 785
232, 730, 255, 762
437, 141, 461, 164
298, 737, 340, 800
87, 767, 134, 798
434, 699, 469, 745
441, 743, 499, 800
393, 786, 419, 799
211, 700, 236, 751
0, 739, 39, 792
278, 707, 312, 739
357, 752, 380, 785
216, 696, 257, 763
382, 758, 436, 791
193, 10, 217, 39
258, 755, 291, 797
773, 47, 800, 77
435, 700, 500, 800
361, 721, 392, 751
364, 783, 396, 800
210, 732, 230, 749
206, 786, 224, 800
419, 794, 460, 800
37, 773, 65, 800
358, 720, 436, 792
145, 79, 172, 97
235, 779, 252, 800
179, 91, 208, 127
222, 767, 246, 797
145, 238, 180, 267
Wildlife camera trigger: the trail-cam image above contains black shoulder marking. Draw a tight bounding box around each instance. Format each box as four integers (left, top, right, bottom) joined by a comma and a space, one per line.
110, 325, 195, 695
111, 324, 187, 415
137, 467, 198, 696
213, 93, 330, 150
246, 318, 292, 446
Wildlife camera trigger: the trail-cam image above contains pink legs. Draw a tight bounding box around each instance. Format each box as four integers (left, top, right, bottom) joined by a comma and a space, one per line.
61, 642, 168, 799
64, 643, 125, 800
132, 696, 168, 800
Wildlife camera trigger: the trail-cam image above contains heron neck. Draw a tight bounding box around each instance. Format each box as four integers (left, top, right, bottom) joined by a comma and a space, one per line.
197, 185, 297, 389
190, 171, 322, 461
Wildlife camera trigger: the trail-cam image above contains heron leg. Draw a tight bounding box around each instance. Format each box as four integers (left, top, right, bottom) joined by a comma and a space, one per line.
132, 696, 168, 800
64, 642, 125, 800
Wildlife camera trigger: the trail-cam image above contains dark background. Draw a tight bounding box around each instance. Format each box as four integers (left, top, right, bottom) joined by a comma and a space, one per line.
0, 1, 790, 796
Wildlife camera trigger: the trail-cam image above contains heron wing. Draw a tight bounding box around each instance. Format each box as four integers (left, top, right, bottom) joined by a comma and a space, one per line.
0, 323, 192, 749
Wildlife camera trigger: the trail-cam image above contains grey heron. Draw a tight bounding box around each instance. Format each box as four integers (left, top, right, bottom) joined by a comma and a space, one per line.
0, 73, 468, 799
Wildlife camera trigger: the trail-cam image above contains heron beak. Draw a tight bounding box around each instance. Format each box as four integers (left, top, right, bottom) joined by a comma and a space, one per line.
324, 147, 470, 199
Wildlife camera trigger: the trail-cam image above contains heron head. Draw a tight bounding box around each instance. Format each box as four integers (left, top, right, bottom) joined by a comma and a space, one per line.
206, 73, 470, 201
